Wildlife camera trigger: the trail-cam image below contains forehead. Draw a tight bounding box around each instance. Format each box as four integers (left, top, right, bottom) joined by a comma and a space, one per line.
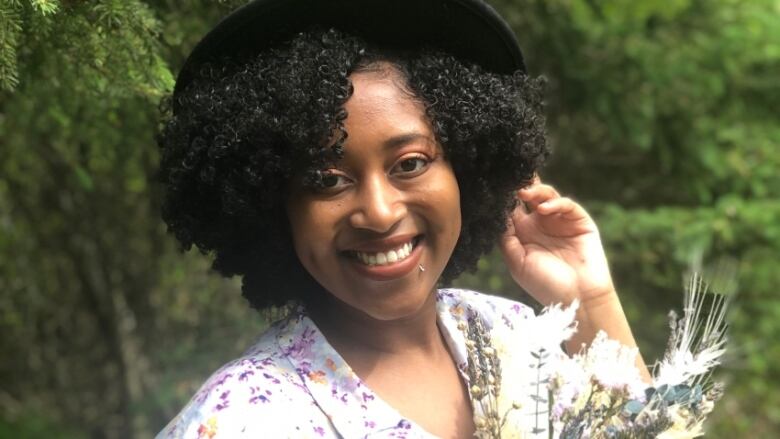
343, 65, 431, 137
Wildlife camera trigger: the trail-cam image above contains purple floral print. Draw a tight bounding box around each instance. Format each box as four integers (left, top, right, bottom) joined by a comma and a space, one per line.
156, 289, 536, 438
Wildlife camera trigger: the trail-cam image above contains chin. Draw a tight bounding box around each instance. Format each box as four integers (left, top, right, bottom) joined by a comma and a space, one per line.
354, 284, 437, 321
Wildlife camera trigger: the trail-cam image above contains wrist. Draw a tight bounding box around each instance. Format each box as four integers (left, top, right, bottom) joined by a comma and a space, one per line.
580, 287, 618, 307
576, 281, 618, 306
574, 288, 620, 327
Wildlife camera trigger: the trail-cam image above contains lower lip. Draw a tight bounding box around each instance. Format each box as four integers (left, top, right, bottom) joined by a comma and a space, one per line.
348, 238, 424, 281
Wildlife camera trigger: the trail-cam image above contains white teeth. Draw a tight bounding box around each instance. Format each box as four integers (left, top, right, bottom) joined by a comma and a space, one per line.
355, 240, 416, 266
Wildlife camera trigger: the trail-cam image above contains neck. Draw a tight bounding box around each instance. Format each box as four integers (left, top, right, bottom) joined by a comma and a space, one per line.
307, 289, 445, 357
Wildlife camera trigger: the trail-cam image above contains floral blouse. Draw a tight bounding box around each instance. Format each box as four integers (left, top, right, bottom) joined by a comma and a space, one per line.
157, 288, 566, 438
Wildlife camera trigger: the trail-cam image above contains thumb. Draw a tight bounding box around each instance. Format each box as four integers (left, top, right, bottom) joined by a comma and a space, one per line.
499, 214, 526, 268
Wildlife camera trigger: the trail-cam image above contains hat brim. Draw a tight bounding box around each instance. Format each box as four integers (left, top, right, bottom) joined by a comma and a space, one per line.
174, 0, 525, 99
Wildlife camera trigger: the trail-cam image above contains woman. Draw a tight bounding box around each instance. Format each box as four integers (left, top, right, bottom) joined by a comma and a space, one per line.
157, 0, 647, 437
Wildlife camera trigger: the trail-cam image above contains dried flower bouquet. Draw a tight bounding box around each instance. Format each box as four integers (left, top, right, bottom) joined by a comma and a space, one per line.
462, 274, 729, 438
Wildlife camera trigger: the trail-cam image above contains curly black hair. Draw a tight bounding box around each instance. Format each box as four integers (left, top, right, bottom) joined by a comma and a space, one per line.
158, 28, 548, 310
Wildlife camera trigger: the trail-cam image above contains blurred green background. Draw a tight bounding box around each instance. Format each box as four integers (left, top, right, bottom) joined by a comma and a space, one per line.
1, 0, 778, 437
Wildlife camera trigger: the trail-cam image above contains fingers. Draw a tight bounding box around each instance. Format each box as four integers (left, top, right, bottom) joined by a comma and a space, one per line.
516, 178, 592, 223
518, 181, 560, 211
536, 197, 586, 220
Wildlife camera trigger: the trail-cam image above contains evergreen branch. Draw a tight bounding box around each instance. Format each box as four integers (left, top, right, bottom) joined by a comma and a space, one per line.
29, 0, 59, 15
0, 1, 22, 90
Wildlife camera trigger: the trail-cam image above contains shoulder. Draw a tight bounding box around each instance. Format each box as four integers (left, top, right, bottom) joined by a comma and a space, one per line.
156, 318, 330, 438
437, 287, 536, 330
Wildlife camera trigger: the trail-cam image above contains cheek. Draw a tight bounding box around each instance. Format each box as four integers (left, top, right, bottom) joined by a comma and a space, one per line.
423, 169, 462, 241
286, 198, 339, 266
446, 176, 462, 241
438, 169, 461, 219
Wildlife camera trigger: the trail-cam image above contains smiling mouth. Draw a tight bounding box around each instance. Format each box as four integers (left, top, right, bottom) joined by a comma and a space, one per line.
348, 235, 423, 266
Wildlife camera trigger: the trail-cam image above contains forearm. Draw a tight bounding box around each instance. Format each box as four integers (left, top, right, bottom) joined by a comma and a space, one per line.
564, 290, 652, 383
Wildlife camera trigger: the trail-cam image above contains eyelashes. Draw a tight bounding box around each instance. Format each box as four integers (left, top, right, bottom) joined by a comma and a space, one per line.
395, 155, 430, 175
309, 153, 435, 194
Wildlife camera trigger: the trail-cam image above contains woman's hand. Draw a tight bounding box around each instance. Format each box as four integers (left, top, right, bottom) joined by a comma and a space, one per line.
498, 178, 614, 306
499, 179, 651, 380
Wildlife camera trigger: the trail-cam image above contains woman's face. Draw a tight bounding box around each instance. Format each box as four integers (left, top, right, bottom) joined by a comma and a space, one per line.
286, 64, 461, 321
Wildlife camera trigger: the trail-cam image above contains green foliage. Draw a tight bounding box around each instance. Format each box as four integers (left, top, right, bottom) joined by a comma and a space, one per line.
0, 413, 84, 439
0, 1, 23, 90
492, 0, 780, 435
0, 1, 256, 438
1, 0, 778, 437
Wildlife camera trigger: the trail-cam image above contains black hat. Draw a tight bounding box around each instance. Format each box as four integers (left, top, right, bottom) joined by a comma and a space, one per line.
174, 0, 525, 100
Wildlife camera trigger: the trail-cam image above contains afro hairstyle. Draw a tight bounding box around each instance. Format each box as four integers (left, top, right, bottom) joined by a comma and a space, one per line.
158, 28, 548, 310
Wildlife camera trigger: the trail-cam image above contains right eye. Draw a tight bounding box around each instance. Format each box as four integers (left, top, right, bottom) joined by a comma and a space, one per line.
316, 171, 352, 192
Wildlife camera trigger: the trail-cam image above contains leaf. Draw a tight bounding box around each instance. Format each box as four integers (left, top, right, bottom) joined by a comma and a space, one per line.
624, 399, 645, 415
73, 166, 94, 191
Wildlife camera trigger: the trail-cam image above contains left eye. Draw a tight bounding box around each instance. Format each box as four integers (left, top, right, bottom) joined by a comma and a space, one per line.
394, 157, 429, 175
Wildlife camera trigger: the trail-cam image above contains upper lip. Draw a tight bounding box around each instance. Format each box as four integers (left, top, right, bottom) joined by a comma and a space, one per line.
345, 233, 419, 253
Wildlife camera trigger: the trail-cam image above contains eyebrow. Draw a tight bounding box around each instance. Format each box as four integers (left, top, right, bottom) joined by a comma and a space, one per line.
382, 132, 432, 150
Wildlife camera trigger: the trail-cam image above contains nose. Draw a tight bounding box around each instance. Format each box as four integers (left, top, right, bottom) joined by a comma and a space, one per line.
349, 174, 406, 233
